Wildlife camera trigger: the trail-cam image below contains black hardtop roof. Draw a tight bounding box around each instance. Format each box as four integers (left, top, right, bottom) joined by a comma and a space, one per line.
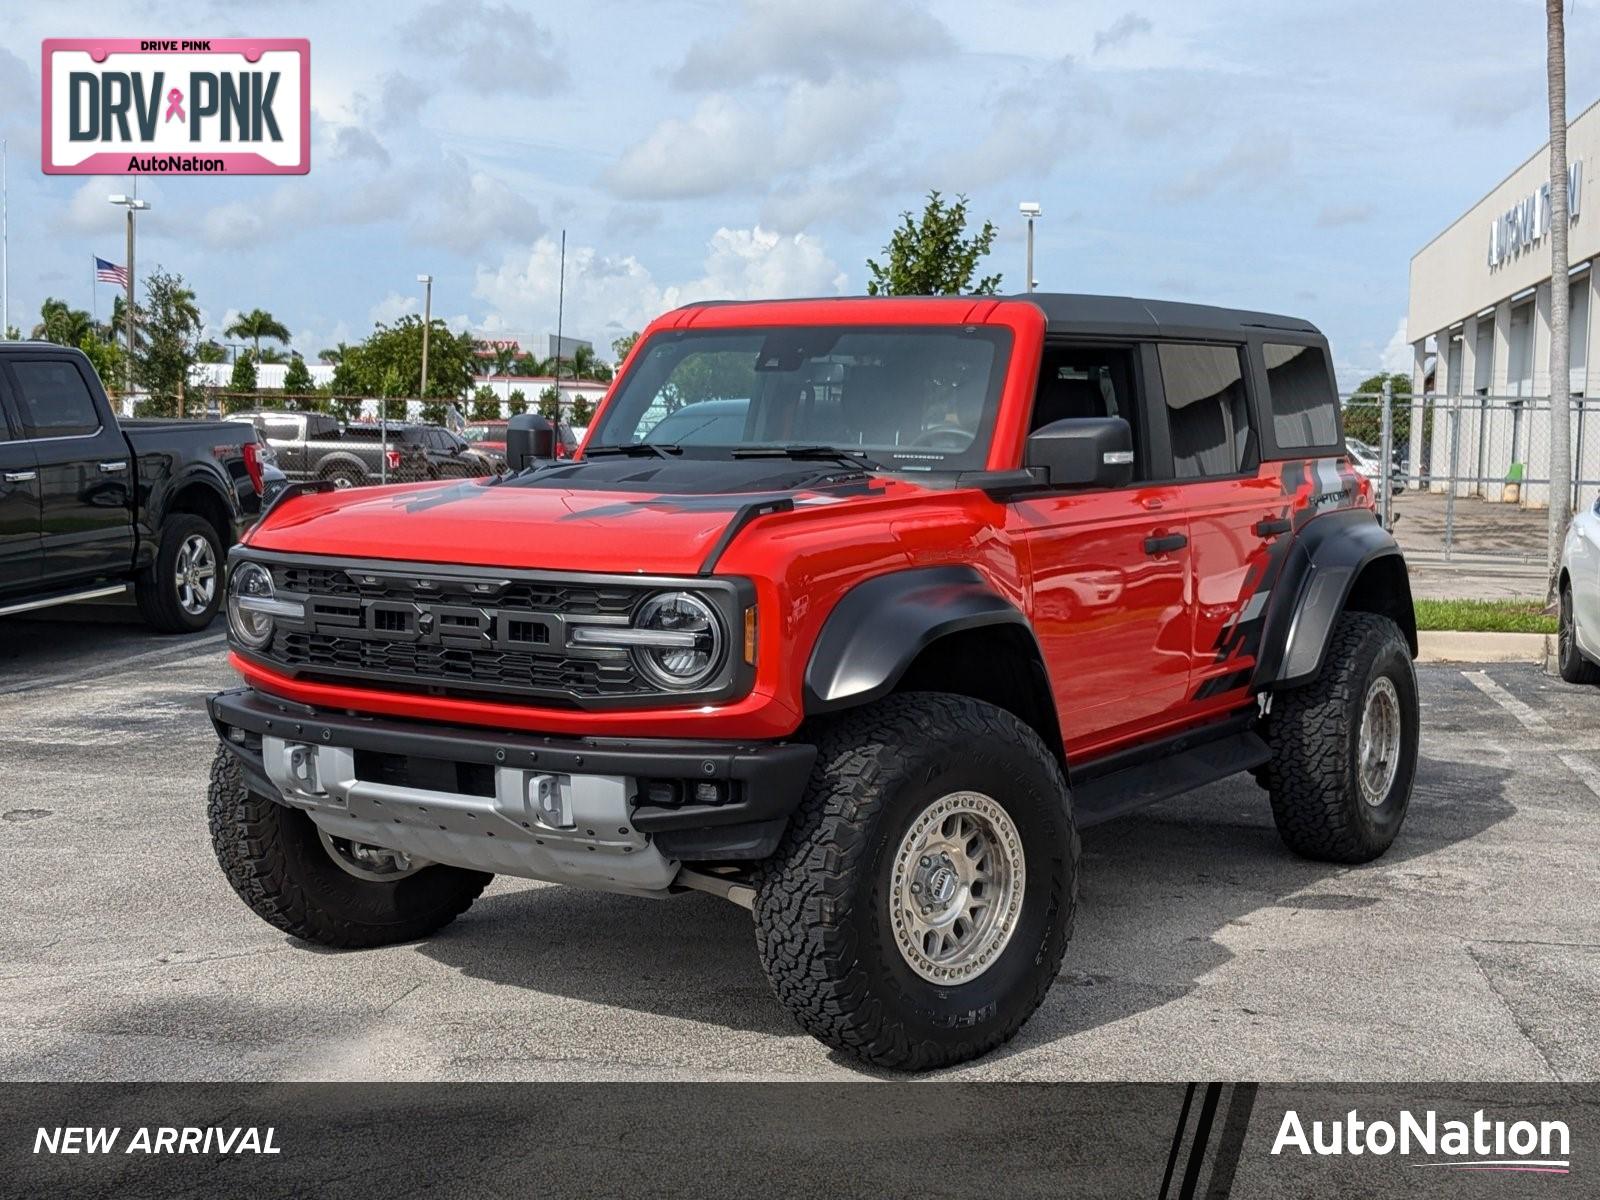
675, 293, 1323, 341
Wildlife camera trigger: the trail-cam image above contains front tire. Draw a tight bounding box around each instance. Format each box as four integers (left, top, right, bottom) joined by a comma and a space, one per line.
754, 693, 1078, 1071
135, 513, 223, 633
206, 748, 492, 948
1558, 582, 1600, 684
1259, 612, 1418, 863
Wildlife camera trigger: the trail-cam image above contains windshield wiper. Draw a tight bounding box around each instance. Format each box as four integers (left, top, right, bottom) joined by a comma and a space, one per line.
583, 442, 683, 458
730, 445, 883, 470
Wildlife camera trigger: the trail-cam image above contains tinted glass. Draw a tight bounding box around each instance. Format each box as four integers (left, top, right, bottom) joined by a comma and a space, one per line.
262, 418, 300, 441
10, 360, 101, 438
592, 326, 1012, 472
1158, 343, 1254, 479
1263, 343, 1339, 449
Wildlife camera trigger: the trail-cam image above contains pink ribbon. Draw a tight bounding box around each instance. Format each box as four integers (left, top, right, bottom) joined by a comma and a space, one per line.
164, 88, 184, 123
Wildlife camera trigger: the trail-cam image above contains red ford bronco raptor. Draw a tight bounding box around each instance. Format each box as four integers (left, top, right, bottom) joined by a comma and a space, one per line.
207, 294, 1419, 1070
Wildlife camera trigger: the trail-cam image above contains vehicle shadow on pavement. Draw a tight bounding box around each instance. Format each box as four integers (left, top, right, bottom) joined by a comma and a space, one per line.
415, 751, 1516, 1072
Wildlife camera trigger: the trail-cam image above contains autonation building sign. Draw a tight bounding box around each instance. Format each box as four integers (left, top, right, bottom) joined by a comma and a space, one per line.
1487, 160, 1582, 269
42, 38, 309, 175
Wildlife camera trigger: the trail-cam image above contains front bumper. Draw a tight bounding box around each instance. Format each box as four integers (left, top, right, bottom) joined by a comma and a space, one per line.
209, 688, 816, 893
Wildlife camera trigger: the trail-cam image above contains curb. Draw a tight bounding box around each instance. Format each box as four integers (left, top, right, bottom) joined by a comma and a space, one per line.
1416, 630, 1551, 664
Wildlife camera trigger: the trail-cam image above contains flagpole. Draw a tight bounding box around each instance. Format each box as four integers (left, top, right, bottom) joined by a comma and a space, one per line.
91, 255, 98, 332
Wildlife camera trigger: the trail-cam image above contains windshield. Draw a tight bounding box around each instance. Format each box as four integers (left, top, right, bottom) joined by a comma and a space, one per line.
462, 424, 503, 444
588, 326, 1012, 472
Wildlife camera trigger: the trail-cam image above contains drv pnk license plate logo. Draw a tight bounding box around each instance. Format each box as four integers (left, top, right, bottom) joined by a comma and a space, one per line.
42, 38, 310, 175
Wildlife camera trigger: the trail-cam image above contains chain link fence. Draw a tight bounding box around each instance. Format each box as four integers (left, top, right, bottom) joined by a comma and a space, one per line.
1344, 388, 1600, 563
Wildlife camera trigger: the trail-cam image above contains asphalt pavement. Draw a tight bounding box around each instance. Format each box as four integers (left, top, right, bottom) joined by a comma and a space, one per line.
1, 605, 1596, 1082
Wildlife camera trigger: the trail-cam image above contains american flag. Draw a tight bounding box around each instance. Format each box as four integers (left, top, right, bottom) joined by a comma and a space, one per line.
95, 257, 129, 287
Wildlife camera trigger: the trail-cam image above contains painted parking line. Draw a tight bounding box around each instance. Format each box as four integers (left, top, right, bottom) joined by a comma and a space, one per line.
1461, 670, 1555, 736
1557, 751, 1600, 800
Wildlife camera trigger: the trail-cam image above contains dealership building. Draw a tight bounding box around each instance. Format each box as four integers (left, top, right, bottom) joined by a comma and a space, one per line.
1407, 98, 1600, 505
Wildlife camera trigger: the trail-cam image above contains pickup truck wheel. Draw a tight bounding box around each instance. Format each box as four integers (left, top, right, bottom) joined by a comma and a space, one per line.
135, 514, 223, 633
321, 464, 364, 489
1557, 582, 1600, 684
753, 692, 1077, 1070
1259, 612, 1418, 863
206, 747, 492, 949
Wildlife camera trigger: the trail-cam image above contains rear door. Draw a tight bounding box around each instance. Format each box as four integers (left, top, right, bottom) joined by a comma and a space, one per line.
1009, 341, 1194, 759
3, 354, 134, 587
0, 389, 42, 596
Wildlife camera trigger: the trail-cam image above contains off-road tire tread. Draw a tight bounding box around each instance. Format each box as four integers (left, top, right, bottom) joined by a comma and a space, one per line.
1259, 612, 1411, 864
135, 513, 222, 634
207, 750, 489, 948
753, 692, 1077, 1071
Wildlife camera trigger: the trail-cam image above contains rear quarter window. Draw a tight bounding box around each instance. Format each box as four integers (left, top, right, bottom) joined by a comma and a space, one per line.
1263, 343, 1340, 451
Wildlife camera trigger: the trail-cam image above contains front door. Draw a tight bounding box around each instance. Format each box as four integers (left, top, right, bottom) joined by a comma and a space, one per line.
3, 356, 134, 587
0, 399, 42, 596
1010, 343, 1193, 760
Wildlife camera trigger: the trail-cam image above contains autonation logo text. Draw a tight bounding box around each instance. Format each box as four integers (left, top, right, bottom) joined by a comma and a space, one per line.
1272, 1108, 1571, 1174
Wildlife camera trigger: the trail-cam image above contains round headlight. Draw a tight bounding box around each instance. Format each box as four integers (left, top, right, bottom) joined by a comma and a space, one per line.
632, 591, 722, 689
227, 562, 277, 650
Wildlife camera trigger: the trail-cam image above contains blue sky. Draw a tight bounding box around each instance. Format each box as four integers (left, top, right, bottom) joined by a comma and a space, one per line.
3, 0, 1598, 385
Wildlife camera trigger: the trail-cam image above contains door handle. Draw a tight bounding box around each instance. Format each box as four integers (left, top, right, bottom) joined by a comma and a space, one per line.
3, 470, 37, 483
1254, 517, 1292, 537
98, 460, 129, 473
1143, 532, 1188, 555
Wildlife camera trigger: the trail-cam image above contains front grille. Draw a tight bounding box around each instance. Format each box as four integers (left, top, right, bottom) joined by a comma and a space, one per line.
257, 560, 667, 703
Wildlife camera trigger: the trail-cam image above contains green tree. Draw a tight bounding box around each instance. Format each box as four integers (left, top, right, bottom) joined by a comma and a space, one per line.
103, 294, 146, 350
133, 269, 203, 414
537, 385, 561, 420
319, 343, 348, 366
32, 297, 94, 345
195, 339, 228, 363
283, 353, 314, 396
471, 385, 502, 420
506, 388, 528, 415
489, 345, 518, 376
571, 395, 595, 425
225, 307, 292, 361
229, 351, 259, 395
331, 315, 476, 401
257, 346, 288, 365
866, 191, 1001, 296
1344, 372, 1414, 447
612, 331, 640, 365
332, 394, 365, 423
76, 333, 124, 388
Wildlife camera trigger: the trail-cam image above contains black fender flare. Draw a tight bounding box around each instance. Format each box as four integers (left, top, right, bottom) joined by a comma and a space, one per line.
1251, 508, 1417, 690
803, 566, 1038, 714
313, 452, 369, 481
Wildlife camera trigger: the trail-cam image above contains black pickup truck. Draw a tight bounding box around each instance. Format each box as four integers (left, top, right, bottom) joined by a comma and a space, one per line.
0, 342, 275, 632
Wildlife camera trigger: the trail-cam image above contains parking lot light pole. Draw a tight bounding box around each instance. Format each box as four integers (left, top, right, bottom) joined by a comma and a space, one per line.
1019, 202, 1041, 292
417, 274, 433, 408
108, 194, 149, 398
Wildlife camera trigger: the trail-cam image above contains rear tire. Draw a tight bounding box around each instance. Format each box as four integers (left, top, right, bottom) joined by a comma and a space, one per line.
753, 693, 1078, 1070
207, 748, 492, 948
135, 513, 223, 634
1558, 582, 1600, 684
1259, 612, 1418, 863
321, 463, 364, 490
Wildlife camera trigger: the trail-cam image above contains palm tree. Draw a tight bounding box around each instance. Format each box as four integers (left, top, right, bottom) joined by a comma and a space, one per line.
256, 346, 287, 364
31, 298, 94, 346
318, 342, 348, 366
1547, 0, 1573, 590
225, 307, 292, 361
491, 345, 518, 377
103, 294, 146, 350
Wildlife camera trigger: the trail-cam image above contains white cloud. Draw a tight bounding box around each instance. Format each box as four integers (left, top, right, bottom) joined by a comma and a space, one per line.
1094, 14, 1153, 54
474, 226, 847, 342
1382, 316, 1414, 374
400, 0, 567, 97
369, 292, 420, 325
673, 0, 951, 86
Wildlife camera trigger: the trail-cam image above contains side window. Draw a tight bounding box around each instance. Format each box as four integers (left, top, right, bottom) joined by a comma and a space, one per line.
263, 417, 300, 441
1263, 343, 1339, 450
1158, 343, 1254, 479
9, 360, 102, 439
1030, 345, 1143, 475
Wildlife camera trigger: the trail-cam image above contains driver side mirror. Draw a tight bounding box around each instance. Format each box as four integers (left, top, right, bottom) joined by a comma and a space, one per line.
505, 414, 557, 470
1025, 417, 1134, 489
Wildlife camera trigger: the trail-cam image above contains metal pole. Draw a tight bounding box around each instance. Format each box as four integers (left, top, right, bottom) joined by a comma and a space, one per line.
380, 383, 389, 485
1445, 399, 1460, 561
418, 278, 432, 403
554, 229, 566, 417
124, 206, 135, 396
2, 138, 8, 338
1025, 217, 1035, 293
1380, 378, 1394, 530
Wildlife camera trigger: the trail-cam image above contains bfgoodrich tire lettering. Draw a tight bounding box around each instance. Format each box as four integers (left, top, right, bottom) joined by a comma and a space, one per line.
207, 747, 492, 948
753, 692, 1078, 1070
1259, 612, 1419, 863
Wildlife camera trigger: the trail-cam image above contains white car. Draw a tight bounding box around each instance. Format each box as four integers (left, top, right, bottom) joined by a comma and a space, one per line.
1559, 501, 1600, 683
1345, 442, 1405, 492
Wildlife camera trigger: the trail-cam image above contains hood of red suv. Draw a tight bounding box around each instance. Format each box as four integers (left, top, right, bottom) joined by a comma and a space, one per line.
246, 457, 927, 574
